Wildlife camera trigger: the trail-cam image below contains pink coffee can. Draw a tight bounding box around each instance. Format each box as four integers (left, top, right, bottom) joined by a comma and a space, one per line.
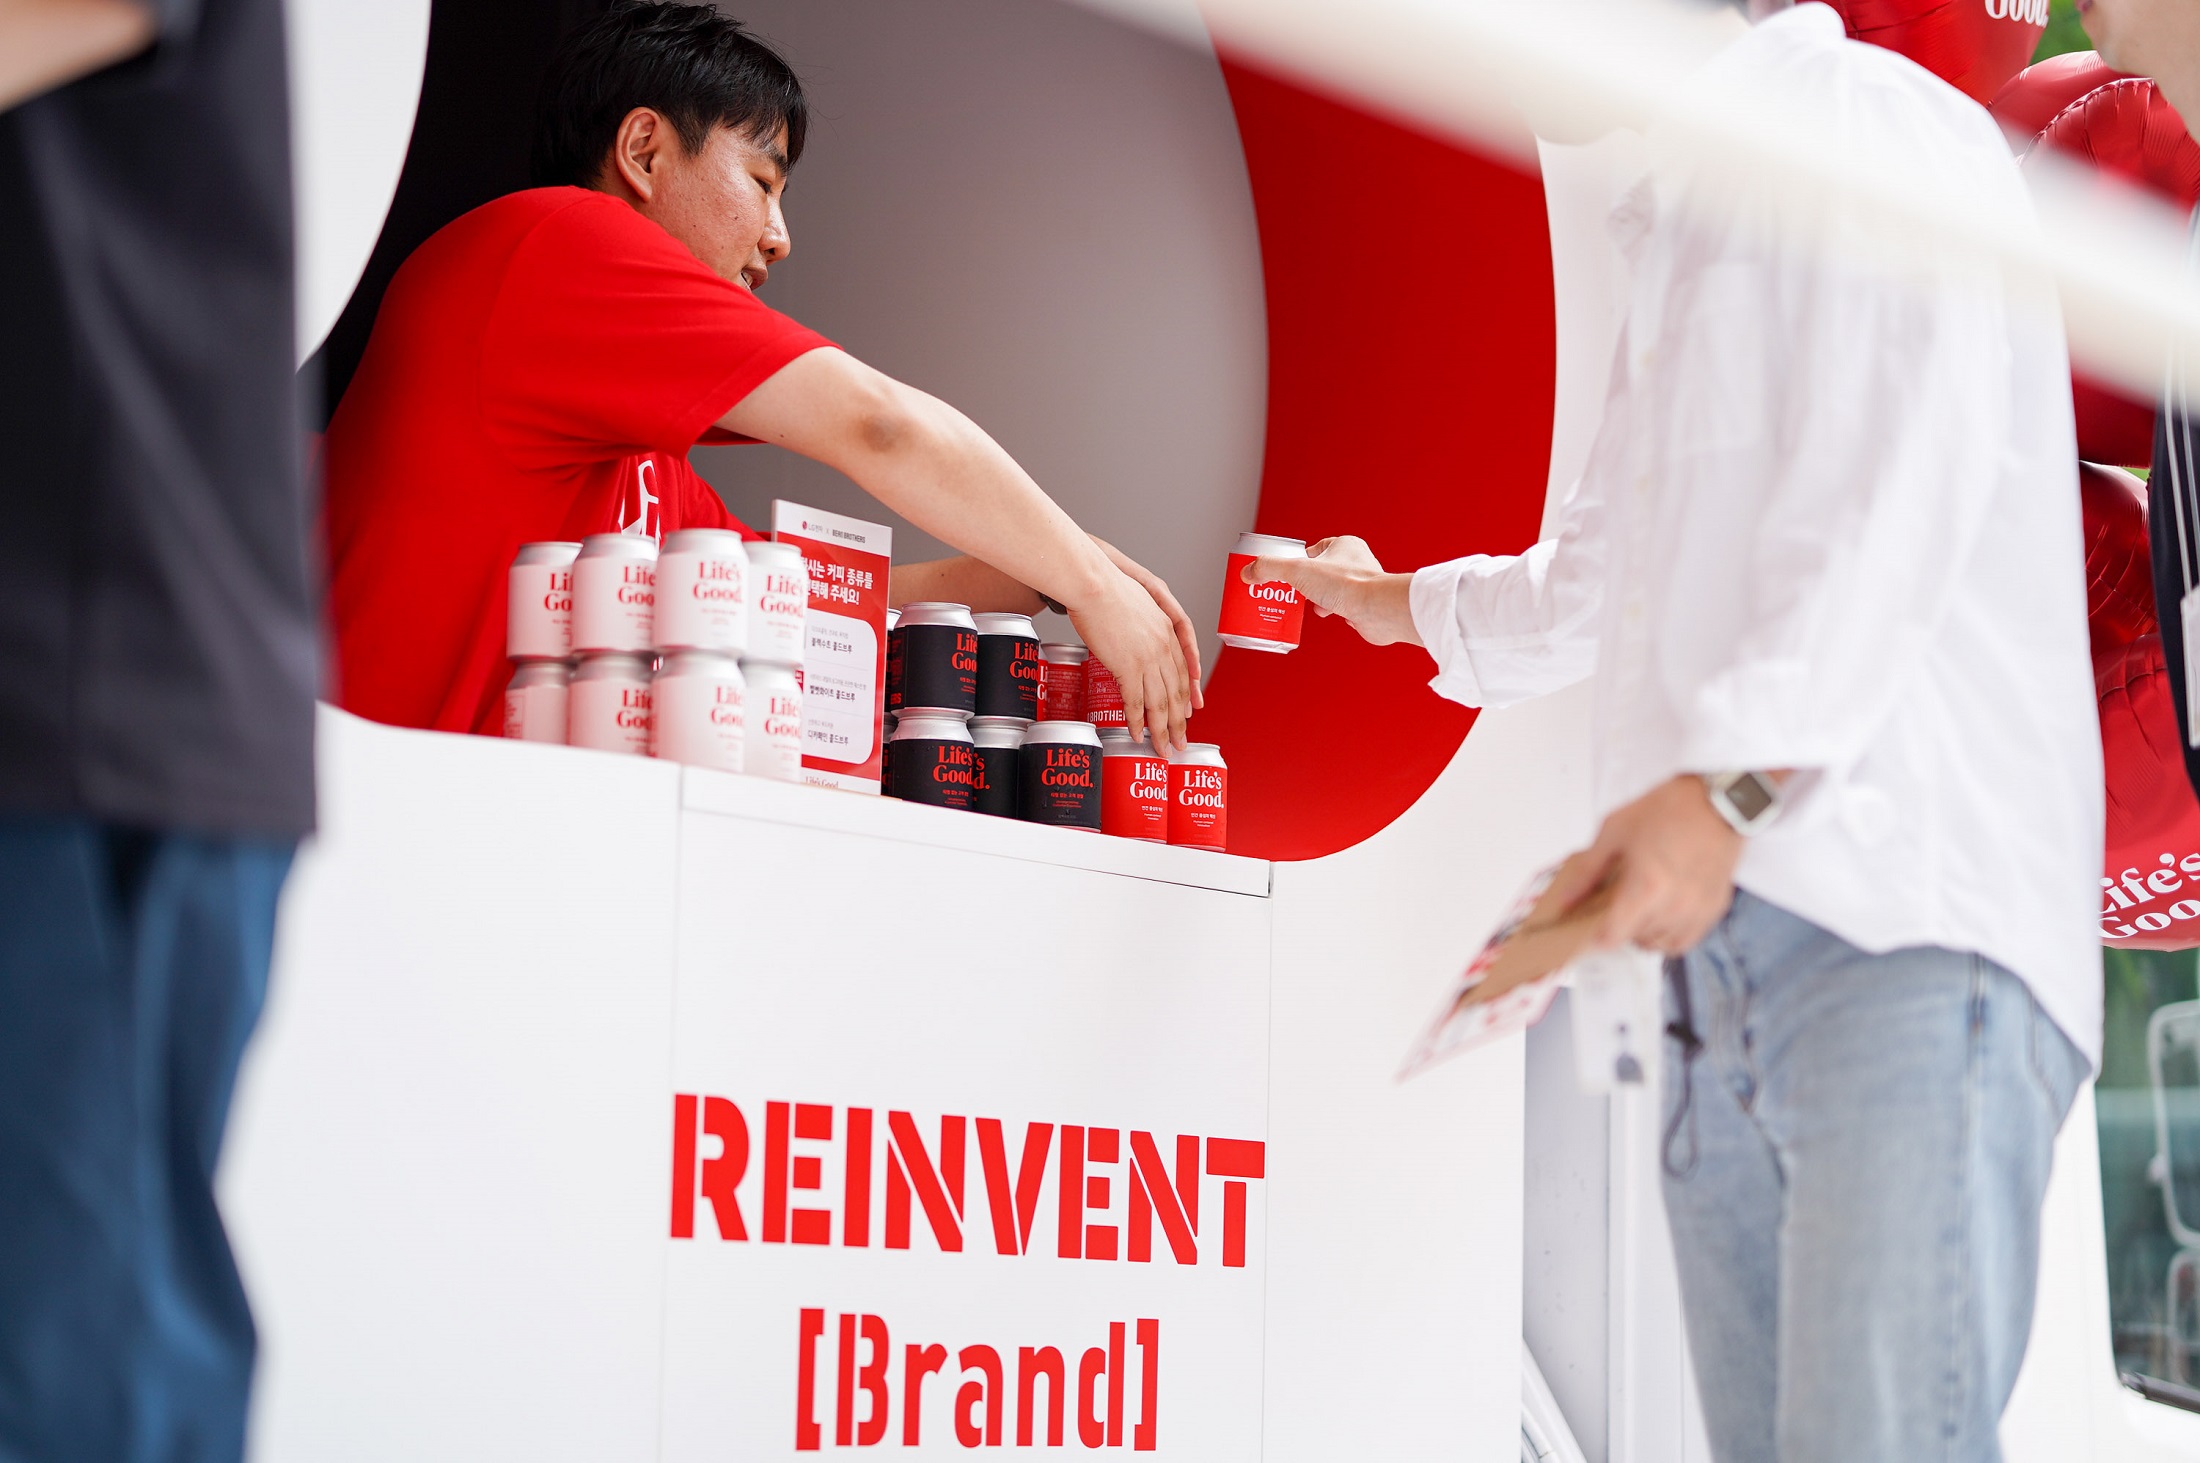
1083, 657, 1127, 730
1038, 642, 1089, 722
650, 650, 745, 771
655, 528, 749, 654
1167, 741, 1229, 850
567, 652, 652, 756
1217, 532, 1307, 653
746, 541, 810, 666
741, 658, 805, 783
571, 533, 658, 654
503, 659, 569, 743
507, 541, 580, 660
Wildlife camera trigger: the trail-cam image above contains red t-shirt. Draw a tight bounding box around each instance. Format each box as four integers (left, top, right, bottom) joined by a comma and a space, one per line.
324, 186, 832, 736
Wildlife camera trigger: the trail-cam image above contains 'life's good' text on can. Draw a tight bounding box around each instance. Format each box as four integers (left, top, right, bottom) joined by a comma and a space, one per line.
507, 541, 579, 660
974, 612, 1042, 720
503, 659, 569, 743
568, 652, 652, 755
1038, 642, 1089, 722
571, 535, 658, 654
888, 713, 978, 810
654, 529, 749, 655
1102, 732, 1169, 841
1018, 720, 1102, 830
742, 658, 805, 783
745, 540, 810, 666
651, 650, 745, 771
1167, 741, 1229, 850
969, 716, 1026, 818
1218, 532, 1307, 653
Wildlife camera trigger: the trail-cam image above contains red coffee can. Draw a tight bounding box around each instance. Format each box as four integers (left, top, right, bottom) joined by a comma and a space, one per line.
1167, 742, 1228, 850
1218, 532, 1307, 653
1101, 733, 1168, 841
1038, 642, 1089, 722
1084, 657, 1127, 730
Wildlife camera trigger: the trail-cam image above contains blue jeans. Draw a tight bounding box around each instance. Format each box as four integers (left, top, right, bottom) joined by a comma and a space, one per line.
0, 817, 293, 1463
1661, 891, 2087, 1463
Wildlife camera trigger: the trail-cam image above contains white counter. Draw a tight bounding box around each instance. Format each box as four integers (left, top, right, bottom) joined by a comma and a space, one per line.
221, 701, 1584, 1460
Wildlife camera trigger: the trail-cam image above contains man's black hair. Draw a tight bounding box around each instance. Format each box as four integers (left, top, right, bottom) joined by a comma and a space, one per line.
531, 2, 807, 188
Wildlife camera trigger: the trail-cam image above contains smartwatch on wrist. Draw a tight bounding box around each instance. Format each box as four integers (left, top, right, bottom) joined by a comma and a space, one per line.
1700, 770, 1783, 836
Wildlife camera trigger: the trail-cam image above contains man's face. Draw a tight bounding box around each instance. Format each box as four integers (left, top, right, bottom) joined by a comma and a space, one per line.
624, 119, 793, 292
2079, 0, 2200, 77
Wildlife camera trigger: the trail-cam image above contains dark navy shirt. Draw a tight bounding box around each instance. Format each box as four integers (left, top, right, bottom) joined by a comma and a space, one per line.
0, 0, 314, 837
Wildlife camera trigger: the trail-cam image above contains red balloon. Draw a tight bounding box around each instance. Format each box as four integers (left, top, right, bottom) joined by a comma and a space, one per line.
1818, 0, 2045, 105
2098, 634, 2200, 949
2036, 77, 2200, 207
2082, 462, 2155, 655
1988, 50, 2129, 139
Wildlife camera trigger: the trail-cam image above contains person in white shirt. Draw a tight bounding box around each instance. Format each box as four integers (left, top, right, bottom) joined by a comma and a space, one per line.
1248, 5, 2099, 1459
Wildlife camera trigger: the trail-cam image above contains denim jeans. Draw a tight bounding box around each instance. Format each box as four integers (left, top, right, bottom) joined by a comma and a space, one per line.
0, 817, 293, 1463
1661, 891, 2087, 1463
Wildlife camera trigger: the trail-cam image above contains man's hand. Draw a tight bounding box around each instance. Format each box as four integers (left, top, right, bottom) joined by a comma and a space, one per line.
1544, 775, 1743, 955
1066, 571, 1194, 755
1242, 536, 1421, 648
1, 0, 154, 114
1094, 537, 1203, 711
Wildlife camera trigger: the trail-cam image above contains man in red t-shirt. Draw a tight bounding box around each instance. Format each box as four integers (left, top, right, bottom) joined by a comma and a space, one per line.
325, 2, 1198, 747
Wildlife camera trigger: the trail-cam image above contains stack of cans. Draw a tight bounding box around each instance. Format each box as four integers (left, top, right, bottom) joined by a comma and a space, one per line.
502, 533, 808, 784
505, 541, 580, 743
884, 609, 1230, 850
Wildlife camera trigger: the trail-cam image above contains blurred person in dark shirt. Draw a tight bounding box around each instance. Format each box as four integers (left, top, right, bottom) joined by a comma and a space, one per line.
0, 0, 309, 1459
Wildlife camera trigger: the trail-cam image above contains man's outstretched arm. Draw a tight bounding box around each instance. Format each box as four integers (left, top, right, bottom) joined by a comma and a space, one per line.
723, 346, 1199, 751
0, 0, 154, 113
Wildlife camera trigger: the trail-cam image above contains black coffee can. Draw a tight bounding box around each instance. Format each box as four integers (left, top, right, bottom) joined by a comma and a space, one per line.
1017, 720, 1102, 830
888, 713, 977, 810
970, 716, 1027, 818
885, 606, 905, 715
974, 612, 1043, 720
892, 602, 977, 716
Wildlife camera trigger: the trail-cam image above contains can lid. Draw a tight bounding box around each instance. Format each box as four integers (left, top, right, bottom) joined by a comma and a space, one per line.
508, 659, 571, 686
1021, 719, 1102, 748
658, 649, 743, 678
1235, 532, 1307, 558
744, 538, 805, 562
1037, 641, 1090, 662
892, 712, 975, 742
578, 532, 659, 559
512, 541, 582, 565
572, 651, 651, 680
969, 718, 1027, 748
897, 602, 978, 630
1102, 732, 1159, 756
1165, 741, 1226, 765
737, 656, 802, 677
973, 612, 1039, 637
660, 528, 747, 554
899, 704, 973, 720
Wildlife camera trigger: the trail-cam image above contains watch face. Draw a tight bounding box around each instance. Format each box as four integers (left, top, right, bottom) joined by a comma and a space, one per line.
1726, 773, 1776, 824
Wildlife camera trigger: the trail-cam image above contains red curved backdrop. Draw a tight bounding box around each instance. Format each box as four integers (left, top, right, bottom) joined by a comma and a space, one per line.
1193, 62, 1558, 862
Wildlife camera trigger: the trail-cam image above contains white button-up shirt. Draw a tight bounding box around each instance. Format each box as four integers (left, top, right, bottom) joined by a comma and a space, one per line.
1409, 5, 2104, 1063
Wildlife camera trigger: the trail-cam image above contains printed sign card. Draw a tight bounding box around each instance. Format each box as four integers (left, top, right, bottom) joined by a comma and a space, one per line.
772, 501, 891, 794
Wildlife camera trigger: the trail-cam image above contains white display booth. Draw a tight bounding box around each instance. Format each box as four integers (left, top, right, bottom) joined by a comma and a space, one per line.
220, 698, 1589, 1459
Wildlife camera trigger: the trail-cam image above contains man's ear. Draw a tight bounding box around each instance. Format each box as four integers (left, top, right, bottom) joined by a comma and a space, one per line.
609, 107, 669, 202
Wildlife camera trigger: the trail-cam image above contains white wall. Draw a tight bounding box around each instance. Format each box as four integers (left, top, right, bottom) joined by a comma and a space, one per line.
692, 0, 1268, 674
285, 0, 429, 362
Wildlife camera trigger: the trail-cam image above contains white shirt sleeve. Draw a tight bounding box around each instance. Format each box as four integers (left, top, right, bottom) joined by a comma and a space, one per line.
1671, 243, 2013, 775
1407, 465, 1606, 709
